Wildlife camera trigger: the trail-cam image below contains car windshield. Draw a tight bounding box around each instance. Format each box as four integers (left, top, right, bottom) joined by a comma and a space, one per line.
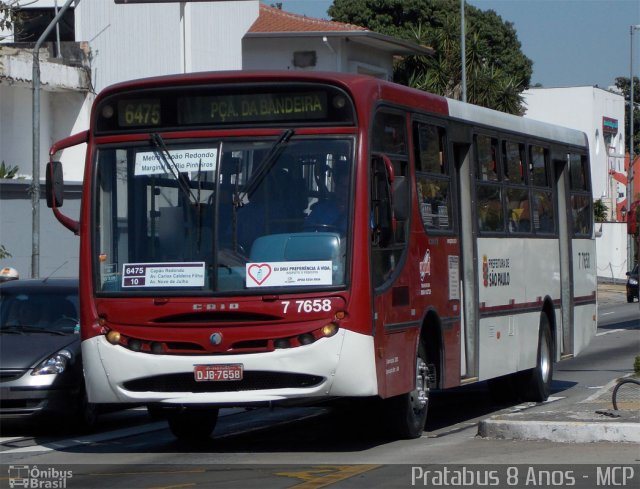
0, 287, 79, 334
94, 136, 354, 295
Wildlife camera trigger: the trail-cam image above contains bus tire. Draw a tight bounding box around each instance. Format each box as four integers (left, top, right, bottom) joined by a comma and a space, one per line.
385, 342, 429, 439
167, 407, 219, 442
518, 314, 553, 402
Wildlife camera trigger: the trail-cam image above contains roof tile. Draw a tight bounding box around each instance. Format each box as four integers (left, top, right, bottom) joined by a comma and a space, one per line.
249, 4, 369, 33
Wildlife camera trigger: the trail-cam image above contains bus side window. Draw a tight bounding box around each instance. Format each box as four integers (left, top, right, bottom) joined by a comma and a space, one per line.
505, 187, 530, 233
477, 184, 504, 232
414, 122, 452, 231
503, 141, 525, 184
476, 135, 499, 181
475, 135, 503, 232
533, 190, 555, 233
569, 153, 592, 236
372, 112, 407, 155
529, 145, 549, 187
371, 110, 408, 288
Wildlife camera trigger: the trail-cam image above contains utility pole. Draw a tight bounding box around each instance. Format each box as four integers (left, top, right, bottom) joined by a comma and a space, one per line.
628, 25, 640, 271
460, 0, 467, 103
32, 0, 78, 278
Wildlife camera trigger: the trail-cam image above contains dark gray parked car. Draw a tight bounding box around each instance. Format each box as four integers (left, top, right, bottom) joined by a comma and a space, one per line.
0, 278, 97, 426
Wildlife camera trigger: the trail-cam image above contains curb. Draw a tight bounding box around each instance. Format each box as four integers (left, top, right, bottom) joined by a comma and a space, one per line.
478, 377, 640, 443
477, 418, 640, 443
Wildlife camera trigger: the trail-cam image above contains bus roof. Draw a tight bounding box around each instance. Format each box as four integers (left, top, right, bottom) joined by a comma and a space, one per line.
447, 97, 588, 149
94, 71, 587, 149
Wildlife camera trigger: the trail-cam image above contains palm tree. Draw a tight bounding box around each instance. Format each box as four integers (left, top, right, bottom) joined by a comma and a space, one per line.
395, 13, 525, 115
593, 199, 608, 223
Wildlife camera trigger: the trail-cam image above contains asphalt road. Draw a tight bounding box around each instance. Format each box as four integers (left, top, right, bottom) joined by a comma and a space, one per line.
1, 297, 638, 489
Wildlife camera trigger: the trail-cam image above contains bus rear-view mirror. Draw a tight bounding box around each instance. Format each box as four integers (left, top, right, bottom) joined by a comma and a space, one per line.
46, 161, 64, 208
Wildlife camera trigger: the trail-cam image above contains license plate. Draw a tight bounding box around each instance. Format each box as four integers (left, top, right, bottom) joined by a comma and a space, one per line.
194, 364, 243, 382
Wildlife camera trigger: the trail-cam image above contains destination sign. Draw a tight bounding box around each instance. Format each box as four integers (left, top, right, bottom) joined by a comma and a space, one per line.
178, 92, 328, 124
95, 83, 355, 133
117, 99, 161, 127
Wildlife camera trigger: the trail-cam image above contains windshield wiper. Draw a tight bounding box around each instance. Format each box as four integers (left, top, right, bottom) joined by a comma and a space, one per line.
0, 326, 25, 335
152, 133, 208, 249
151, 133, 199, 206
27, 327, 68, 335
234, 129, 294, 207
1, 325, 67, 335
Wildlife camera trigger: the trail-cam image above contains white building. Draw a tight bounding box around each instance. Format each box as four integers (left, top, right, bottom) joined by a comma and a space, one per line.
0, 0, 428, 277
523, 86, 628, 281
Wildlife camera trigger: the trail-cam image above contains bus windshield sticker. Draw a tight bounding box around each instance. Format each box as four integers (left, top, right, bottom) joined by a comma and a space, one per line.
134, 149, 217, 176
246, 261, 332, 288
122, 262, 205, 287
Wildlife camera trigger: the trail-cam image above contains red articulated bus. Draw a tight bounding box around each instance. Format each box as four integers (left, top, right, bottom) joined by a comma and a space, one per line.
46, 71, 596, 441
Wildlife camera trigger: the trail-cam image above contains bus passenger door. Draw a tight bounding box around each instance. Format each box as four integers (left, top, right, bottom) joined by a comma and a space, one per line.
453, 139, 479, 381
553, 153, 573, 357
370, 151, 417, 398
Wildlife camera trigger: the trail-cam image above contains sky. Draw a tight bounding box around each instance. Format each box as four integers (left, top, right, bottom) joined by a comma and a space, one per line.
264, 0, 640, 89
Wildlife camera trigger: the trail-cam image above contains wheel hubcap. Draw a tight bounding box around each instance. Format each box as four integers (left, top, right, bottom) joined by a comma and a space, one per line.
540, 335, 551, 384
411, 357, 429, 411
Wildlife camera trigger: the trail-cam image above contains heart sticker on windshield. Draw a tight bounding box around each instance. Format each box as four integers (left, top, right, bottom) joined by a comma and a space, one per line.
247, 264, 272, 286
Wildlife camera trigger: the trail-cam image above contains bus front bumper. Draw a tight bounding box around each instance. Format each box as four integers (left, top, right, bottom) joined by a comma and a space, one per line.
82, 329, 378, 405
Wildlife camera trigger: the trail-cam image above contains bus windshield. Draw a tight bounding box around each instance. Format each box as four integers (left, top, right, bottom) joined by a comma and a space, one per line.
94, 136, 353, 295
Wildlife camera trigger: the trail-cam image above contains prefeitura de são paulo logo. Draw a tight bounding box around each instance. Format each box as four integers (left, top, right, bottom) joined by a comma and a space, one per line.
8, 465, 73, 488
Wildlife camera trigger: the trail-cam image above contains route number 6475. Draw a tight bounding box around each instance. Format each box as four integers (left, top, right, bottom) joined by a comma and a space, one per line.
281, 299, 332, 314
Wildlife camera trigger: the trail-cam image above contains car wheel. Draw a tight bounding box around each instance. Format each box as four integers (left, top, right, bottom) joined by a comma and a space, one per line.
75, 389, 98, 430
80, 391, 98, 428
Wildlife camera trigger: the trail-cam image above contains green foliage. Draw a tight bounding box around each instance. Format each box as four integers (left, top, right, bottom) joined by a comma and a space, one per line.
635, 356, 640, 375
328, 0, 532, 114
593, 199, 608, 223
0, 161, 19, 179
0, 1, 15, 33
615, 76, 640, 157
0, 245, 11, 259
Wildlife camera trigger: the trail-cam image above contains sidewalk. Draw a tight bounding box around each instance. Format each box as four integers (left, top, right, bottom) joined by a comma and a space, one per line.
597, 281, 628, 305
478, 282, 639, 443
478, 376, 640, 443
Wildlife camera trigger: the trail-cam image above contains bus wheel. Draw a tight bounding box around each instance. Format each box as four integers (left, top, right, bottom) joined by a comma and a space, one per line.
167, 408, 219, 442
518, 314, 553, 402
386, 342, 429, 439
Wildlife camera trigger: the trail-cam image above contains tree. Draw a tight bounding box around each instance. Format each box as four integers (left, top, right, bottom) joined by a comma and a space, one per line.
593, 199, 608, 223
0, 1, 18, 40
615, 76, 640, 157
0, 159, 18, 260
328, 0, 533, 114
